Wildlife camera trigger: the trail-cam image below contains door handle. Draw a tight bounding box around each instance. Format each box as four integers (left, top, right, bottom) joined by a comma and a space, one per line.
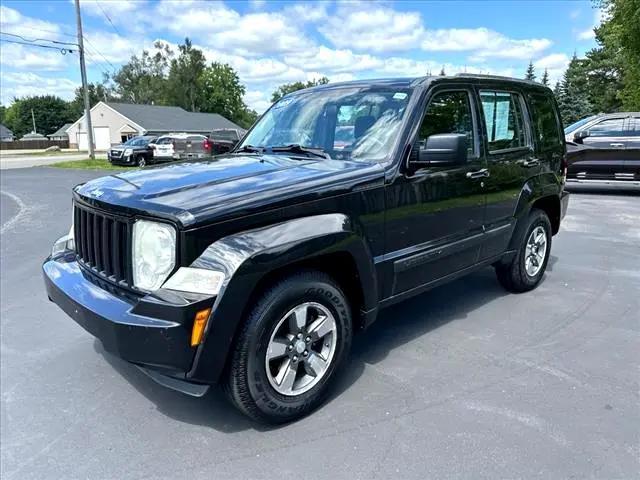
610, 143, 625, 147
522, 158, 540, 168
466, 168, 490, 179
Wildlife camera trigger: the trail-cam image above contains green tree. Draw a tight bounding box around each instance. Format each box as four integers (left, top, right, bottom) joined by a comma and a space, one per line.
4, 96, 73, 138
0, 104, 6, 124
108, 42, 172, 104
524, 61, 536, 81
557, 54, 594, 125
541, 68, 550, 86
271, 77, 329, 103
439, 67, 446, 76
234, 107, 259, 129
165, 38, 206, 112
199, 62, 248, 124
586, 0, 639, 111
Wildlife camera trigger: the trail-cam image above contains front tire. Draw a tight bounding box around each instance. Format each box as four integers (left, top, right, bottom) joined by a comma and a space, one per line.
224, 271, 352, 424
495, 208, 552, 292
137, 156, 146, 167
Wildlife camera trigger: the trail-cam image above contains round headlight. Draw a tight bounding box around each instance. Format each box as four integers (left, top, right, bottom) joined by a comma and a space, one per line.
132, 220, 176, 291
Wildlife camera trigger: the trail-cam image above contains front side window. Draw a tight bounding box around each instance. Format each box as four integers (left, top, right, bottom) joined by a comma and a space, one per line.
589, 118, 625, 137
480, 91, 528, 152
417, 90, 476, 157
239, 87, 413, 162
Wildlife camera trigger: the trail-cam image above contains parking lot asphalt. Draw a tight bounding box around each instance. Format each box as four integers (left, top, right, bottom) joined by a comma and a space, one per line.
1, 167, 639, 480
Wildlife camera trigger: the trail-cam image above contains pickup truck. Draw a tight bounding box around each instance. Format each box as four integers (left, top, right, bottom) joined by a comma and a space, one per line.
44, 75, 569, 424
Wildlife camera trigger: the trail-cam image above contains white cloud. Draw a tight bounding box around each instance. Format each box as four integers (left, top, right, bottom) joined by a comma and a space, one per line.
0, 73, 78, 104
0, 5, 67, 39
534, 53, 569, 84
284, 3, 328, 22
424, 28, 552, 60
319, 4, 425, 53
0, 43, 69, 71
577, 8, 606, 41
284, 46, 383, 73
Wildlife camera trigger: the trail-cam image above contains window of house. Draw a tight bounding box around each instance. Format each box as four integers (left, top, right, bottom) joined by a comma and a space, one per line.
589, 118, 626, 137
417, 90, 476, 157
480, 91, 528, 152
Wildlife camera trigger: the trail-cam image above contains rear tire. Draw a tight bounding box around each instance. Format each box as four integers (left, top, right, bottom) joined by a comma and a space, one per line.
495, 208, 552, 293
224, 270, 352, 424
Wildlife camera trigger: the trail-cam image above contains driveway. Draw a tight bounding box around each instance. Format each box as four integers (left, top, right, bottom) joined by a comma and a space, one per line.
1, 168, 638, 479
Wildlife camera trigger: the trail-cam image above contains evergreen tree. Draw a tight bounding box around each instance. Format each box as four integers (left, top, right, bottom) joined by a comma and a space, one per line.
439, 67, 446, 76
524, 61, 536, 81
557, 55, 594, 125
541, 69, 550, 86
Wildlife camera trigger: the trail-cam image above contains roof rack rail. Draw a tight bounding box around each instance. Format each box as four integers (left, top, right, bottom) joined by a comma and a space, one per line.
454, 73, 541, 84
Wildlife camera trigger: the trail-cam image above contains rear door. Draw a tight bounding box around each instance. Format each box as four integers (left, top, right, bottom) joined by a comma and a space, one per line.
477, 87, 535, 259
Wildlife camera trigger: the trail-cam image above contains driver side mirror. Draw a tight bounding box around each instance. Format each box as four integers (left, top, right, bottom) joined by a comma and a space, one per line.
573, 130, 590, 142
409, 133, 468, 168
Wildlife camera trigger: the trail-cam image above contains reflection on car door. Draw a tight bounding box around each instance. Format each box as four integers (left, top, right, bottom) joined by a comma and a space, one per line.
477, 88, 534, 259
383, 86, 487, 298
624, 116, 640, 181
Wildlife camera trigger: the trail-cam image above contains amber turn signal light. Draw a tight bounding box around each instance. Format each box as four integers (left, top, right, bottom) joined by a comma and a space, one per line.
190, 308, 212, 347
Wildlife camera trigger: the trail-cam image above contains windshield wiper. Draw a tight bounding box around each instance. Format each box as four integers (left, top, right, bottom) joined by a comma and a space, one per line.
234, 144, 264, 153
269, 144, 331, 160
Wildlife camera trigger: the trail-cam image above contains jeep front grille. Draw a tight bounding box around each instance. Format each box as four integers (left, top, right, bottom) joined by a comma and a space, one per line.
73, 203, 132, 287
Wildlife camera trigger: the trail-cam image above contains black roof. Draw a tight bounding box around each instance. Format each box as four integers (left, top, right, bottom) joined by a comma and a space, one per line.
105, 102, 242, 132
297, 74, 552, 95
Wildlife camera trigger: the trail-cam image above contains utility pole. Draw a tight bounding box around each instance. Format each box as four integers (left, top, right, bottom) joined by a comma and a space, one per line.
75, 0, 95, 159
31, 109, 36, 133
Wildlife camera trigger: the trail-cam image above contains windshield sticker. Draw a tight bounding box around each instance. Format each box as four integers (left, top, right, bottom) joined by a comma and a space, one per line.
393, 92, 408, 100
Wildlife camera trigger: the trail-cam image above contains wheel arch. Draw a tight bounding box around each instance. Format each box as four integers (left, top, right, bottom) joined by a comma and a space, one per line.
186, 214, 377, 384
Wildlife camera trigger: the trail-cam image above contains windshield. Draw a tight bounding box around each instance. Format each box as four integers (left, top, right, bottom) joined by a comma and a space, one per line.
212, 129, 239, 141
238, 86, 413, 161
564, 115, 596, 134
124, 137, 150, 146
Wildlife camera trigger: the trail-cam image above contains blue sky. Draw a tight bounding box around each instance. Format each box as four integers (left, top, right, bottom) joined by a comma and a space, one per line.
0, 0, 601, 112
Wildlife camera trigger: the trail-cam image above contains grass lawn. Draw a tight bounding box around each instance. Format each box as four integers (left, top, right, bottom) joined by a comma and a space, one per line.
49, 158, 131, 171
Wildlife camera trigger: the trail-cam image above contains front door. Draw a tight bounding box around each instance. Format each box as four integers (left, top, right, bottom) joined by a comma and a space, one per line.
383, 87, 487, 298
578, 116, 628, 180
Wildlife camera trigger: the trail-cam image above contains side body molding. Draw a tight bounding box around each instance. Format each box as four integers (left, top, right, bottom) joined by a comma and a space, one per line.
186, 213, 377, 384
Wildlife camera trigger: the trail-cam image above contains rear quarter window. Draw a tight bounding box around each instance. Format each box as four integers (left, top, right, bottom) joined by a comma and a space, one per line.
527, 92, 563, 150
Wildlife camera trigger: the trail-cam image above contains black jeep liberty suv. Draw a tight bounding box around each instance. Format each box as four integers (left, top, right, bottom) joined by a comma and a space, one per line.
44, 75, 570, 423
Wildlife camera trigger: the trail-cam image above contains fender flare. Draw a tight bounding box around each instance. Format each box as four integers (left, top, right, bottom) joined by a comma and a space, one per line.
507, 172, 561, 252
185, 213, 376, 383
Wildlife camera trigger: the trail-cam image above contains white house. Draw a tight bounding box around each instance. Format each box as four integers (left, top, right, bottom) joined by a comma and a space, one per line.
66, 101, 243, 150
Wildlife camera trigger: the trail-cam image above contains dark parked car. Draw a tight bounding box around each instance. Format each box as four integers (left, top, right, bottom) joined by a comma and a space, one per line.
565, 112, 640, 184
108, 135, 157, 167
208, 128, 245, 155
44, 75, 569, 423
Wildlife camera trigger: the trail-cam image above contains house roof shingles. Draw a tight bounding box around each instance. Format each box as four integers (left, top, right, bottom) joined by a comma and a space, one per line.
105, 102, 242, 133
48, 123, 73, 137
0, 124, 14, 138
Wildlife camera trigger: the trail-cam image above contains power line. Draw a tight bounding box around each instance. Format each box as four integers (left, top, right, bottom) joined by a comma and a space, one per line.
0, 31, 78, 47
0, 38, 76, 54
0, 25, 77, 39
94, 0, 123, 37
82, 36, 117, 72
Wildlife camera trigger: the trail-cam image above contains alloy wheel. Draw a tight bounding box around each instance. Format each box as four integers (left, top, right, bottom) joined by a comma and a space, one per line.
265, 302, 337, 396
524, 226, 547, 277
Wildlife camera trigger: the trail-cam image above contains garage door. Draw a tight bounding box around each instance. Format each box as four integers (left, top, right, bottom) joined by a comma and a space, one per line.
93, 127, 110, 150
77, 128, 110, 150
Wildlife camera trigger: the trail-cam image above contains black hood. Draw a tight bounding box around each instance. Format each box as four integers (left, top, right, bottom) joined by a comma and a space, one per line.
75, 154, 383, 227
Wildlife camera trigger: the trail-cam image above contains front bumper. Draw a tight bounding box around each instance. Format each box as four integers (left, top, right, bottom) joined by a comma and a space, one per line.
43, 252, 216, 381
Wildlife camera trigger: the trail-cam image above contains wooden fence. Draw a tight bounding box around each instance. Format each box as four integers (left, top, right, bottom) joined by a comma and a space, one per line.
0, 139, 69, 150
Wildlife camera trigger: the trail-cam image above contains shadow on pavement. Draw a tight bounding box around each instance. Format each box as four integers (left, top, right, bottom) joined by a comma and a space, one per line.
96, 266, 511, 433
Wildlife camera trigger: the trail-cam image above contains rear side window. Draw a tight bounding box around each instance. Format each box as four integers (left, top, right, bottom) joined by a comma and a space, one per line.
418, 90, 476, 158
589, 118, 625, 137
480, 91, 528, 152
627, 117, 639, 136
528, 92, 563, 149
